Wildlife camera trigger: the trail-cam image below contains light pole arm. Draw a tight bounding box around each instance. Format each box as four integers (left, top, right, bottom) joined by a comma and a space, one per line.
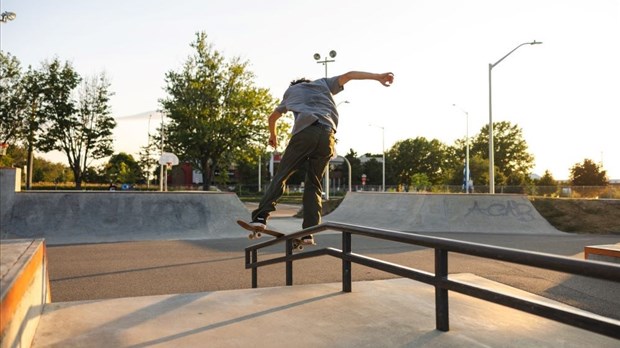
491, 41, 542, 69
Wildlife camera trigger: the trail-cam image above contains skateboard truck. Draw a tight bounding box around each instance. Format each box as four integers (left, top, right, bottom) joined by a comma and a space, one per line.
237, 220, 308, 251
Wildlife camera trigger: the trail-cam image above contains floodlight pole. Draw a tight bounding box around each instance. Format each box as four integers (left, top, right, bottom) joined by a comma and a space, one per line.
160, 113, 165, 192
488, 40, 542, 194
314, 50, 337, 200
369, 124, 386, 192
453, 104, 470, 193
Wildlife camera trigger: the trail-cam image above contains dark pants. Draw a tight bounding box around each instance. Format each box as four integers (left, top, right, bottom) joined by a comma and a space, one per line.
252, 124, 334, 228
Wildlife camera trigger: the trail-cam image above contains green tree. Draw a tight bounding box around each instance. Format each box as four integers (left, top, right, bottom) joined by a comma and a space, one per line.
32, 157, 72, 183
137, 144, 158, 186
344, 149, 363, 185
103, 152, 142, 184
160, 32, 280, 190
0, 144, 27, 168
570, 159, 608, 186
38, 63, 116, 189
410, 173, 431, 191
386, 137, 449, 188
0, 51, 25, 145
362, 156, 383, 188
537, 170, 557, 186
20, 66, 48, 189
470, 121, 534, 186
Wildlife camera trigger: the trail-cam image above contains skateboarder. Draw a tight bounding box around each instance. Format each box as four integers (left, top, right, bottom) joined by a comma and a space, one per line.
248, 71, 394, 245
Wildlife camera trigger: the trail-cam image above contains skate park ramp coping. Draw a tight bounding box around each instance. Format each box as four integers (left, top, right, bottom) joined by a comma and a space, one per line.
325, 192, 564, 234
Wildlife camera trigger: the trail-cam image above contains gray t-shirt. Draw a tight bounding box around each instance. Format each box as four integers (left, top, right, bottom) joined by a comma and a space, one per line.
275, 76, 344, 135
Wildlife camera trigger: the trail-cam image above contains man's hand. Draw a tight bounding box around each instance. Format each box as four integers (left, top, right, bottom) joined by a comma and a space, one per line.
269, 134, 278, 149
378, 72, 394, 87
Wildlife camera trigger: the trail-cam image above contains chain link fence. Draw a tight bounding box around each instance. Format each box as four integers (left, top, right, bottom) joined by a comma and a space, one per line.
230, 184, 620, 199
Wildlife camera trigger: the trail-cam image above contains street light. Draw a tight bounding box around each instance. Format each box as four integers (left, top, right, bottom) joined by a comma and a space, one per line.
314, 50, 337, 78
488, 40, 542, 194
313, 50, 337, 200
369, 124, 385, 192
453, 104, 470, 193
0, 11, 16, 23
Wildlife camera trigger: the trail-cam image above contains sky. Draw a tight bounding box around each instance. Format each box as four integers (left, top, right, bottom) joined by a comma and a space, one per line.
1, 0, 619, 180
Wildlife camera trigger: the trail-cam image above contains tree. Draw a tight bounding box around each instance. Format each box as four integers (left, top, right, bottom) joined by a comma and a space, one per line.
362, 156, 382, 188
386, 137, 449, 188
344, 149, 363, 185
103, 152, 142, 184
537, 170, 557, 186
0, 51, 25, 145
32, 157, 73, 183
570, 159, 608, 186
470, 121, 534, 186
160, 32, 281, 190
38, 62, 116, 189
137, 144, 158, 186
20, 66, 48, 189
410, 173, 431, 191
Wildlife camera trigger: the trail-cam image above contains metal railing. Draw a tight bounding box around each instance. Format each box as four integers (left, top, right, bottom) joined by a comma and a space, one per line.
245, 221, 620, 339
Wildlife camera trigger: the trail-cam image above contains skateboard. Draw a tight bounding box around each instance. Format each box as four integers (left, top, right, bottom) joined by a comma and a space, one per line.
236, 220, 311, 251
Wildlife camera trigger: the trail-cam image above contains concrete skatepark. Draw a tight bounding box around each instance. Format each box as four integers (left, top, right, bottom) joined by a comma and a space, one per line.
1, 168, 619, 347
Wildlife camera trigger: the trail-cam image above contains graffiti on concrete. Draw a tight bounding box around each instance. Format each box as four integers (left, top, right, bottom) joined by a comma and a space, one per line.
465, 200, 536, 222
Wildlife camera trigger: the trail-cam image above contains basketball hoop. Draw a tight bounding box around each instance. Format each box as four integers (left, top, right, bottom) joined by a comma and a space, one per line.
158, 152, 179, 168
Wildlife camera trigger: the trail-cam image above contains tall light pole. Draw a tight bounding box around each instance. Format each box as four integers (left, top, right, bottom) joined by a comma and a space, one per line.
314, 50, 337, 200
159, 113, 165, 192
453, 104, 470, 193
369, 124, 385, 192
488, 40, 542, 194
146, 114, 152, 189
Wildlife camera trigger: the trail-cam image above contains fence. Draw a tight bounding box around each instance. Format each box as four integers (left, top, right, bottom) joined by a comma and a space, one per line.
231, 184, 620, 199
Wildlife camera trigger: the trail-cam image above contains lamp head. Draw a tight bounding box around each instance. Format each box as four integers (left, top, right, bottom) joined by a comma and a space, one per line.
313, 53, 321, 61
1, 11, 17, 22
530, 40, 543, 45
329, 50, 337, 58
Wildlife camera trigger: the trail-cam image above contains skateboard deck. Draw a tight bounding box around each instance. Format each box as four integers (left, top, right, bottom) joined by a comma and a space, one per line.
236, 220, 311, 251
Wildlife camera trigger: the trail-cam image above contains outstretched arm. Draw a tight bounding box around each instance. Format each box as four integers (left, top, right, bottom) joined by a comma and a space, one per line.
338, 71, 394, 87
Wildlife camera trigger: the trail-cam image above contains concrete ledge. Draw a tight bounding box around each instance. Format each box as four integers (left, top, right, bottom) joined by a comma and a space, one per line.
0, 239, 50, 348
585, 244, 620, 264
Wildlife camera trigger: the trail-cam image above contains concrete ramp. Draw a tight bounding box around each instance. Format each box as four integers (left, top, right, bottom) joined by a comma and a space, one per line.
1, 191, 248, 245
325, 192, 563, 234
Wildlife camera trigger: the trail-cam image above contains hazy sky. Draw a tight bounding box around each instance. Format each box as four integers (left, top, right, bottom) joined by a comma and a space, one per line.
2, 0, 619, 180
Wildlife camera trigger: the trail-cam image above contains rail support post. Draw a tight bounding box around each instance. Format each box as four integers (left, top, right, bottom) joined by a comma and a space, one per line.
342, 231, 352, 292
286, 239, 293, 286
251, 250, 258, 288
435, 248, 449, 331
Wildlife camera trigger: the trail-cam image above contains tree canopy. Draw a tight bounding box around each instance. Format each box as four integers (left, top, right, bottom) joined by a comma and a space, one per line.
570, 159, 608, 186
38, 61, 116, 189
160, 32, 283, 190
386, 137, 449, 188
470, 121, 534, 186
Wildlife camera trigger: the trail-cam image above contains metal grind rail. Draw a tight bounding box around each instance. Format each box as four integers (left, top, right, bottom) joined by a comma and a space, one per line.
244, 221, 620, 339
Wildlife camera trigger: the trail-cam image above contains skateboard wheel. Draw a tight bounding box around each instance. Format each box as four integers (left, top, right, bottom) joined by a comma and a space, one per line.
256, 232, 262, 238
248, 233, 254, 239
